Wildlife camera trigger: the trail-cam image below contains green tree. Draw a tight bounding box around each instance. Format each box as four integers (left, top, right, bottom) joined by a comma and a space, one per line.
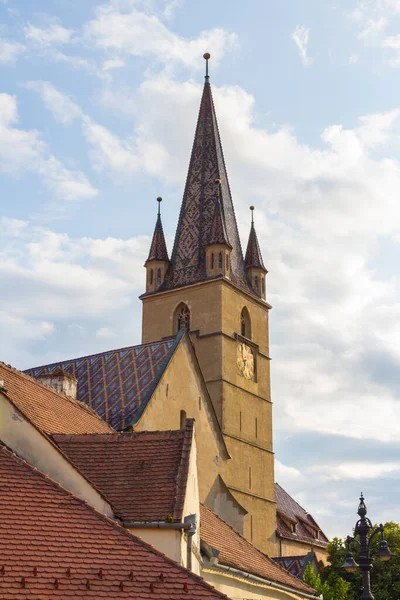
320, 522, 400, 600
303, 562, 350, 600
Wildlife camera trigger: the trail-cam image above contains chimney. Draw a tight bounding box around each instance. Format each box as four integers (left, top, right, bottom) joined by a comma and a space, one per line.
37, 367, 77, 400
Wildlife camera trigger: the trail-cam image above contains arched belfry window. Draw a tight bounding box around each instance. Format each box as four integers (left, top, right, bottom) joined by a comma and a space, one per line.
150, 269, 154, 284
157, 268, 161, 286
211, 253, 215, 269
254, 276, 259, 292
241, 307, 251, 339
175, 303, 191, 333
218, 252, 223, 269
262, 277, 265, 296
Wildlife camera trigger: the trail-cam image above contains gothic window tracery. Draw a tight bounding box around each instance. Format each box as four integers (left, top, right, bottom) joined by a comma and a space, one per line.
175, 303, 191, 332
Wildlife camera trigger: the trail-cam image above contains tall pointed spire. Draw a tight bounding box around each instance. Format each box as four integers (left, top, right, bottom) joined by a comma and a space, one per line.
146, 197, 169, 262
166, 53, 249, 291
245, 206, 267, 272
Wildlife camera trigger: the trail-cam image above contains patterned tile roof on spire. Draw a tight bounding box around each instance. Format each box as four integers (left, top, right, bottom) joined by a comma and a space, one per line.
0, 443, 231, 599
52, 420, 194, 523
200, 505, 317, 596
207, 194, 232, 247
147, 213, 169, 262
165, 77, 250, 292
245, 222, 267, 272
24, 332, 183, 431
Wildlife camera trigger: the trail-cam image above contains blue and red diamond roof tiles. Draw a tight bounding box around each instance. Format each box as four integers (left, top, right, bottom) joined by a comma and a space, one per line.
25, 335, 180, 431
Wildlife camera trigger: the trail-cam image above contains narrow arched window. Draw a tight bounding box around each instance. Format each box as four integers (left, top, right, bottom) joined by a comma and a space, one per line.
241, 307, 251, 339
211, 253, 214, 269
262, 277, 265, 296
226, 254, 229, 271
150, 269, 154, 284
175, 303, 191, 333
254, 276, 259, 292
157, 268, 161, 286
218, 252, 223, 269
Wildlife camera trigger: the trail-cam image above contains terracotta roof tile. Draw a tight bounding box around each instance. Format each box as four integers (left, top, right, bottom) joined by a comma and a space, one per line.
25, 334, 181, 431
0, 362, 113, 435
52, 421, 194, 523
275, 483, 329, 547
0, 443, 229, 599
200, 505, 317, 595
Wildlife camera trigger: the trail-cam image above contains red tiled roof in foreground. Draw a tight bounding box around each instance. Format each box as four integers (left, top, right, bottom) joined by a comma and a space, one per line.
275, 483, 329, 548
52, 421, 194, 523
0, 443, 229, 600
0, 361, 113, 435
200, 505, 317, 596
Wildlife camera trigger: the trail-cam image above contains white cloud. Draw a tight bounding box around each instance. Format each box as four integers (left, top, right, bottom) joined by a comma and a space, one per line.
0, 38, 24, 64
0, 93, 97, 201
103, 58, 125, 70
358, 16, 387, 40
321, 462, 400, 480
96, 327, 118, 338
84, 3, 237, 68
24, 23, 75, 47
23, 81, 82, 125
291, 25, 313, 67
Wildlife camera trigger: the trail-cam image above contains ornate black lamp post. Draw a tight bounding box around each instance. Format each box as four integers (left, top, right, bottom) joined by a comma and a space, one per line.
342, 493, 393, 600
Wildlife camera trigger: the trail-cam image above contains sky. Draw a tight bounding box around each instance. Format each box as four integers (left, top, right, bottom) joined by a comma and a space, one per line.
1, 0, 400, 541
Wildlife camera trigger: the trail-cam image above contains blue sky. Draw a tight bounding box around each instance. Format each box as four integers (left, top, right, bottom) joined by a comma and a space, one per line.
1, 0, 400, 541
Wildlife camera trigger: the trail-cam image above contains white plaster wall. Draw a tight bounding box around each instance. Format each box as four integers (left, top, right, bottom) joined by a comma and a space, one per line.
127, 528, 182, 564
203, 569, 314, 600
181, 424, 201, 575
0, 393, 113, 517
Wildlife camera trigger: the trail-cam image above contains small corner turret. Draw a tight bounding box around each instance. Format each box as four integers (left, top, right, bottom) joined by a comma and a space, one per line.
245, 206, 267, 300
205, 179, 232, 279
145, 197, 169, 293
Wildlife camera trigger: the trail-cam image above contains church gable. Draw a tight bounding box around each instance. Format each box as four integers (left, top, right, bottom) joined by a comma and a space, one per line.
25, 333, 182, 431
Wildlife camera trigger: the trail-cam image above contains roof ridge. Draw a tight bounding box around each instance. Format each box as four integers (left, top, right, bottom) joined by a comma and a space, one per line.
173, 419, 194, 521
275, 482, 312, 519
25, 336, 176, 371
0, 443, 230, 599
0, 361, 114, 428
52, 429, 186, 442
200, 504, 316, 595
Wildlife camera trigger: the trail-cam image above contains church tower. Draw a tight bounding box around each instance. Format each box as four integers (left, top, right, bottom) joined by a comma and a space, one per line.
141, 55, 276, 555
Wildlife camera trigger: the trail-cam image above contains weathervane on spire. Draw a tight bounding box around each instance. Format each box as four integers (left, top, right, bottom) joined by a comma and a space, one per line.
250, 205, 255, 224
157, 196, 162, 216
203, 52, 211, 80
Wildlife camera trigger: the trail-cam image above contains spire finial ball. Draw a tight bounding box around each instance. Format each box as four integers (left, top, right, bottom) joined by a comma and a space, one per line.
203, 53, 211, 60
157, 196, 162, 202
250, 205, 255, 211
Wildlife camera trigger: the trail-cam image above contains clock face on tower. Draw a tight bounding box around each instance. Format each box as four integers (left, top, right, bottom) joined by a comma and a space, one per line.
237, 342, 255, 380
